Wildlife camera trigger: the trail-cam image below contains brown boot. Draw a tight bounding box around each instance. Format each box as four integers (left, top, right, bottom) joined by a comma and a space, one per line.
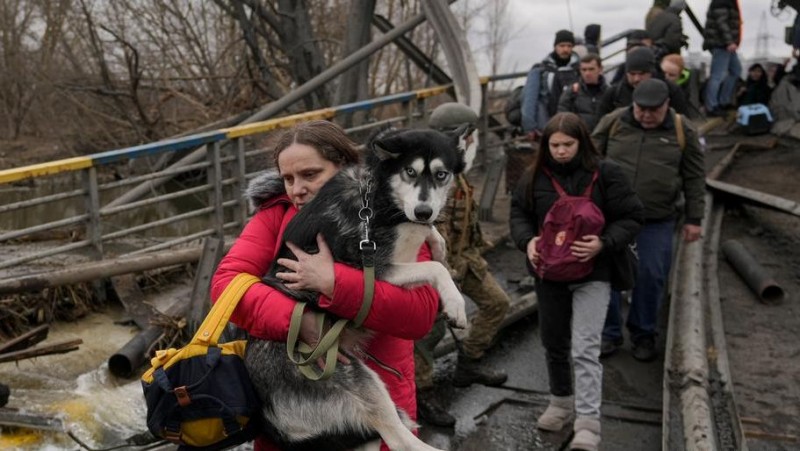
416, 389, 455, 427
452, 354, 508, 388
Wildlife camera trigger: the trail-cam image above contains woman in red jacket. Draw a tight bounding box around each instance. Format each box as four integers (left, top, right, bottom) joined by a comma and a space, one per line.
210, 120, 440, 451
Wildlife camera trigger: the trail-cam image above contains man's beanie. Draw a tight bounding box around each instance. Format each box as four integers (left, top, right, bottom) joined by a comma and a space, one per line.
428, 102, 478, 131
632, 78, 670, 108
626, 29, 651, 50
626, 46, 656, 73
554, 29, 576, 46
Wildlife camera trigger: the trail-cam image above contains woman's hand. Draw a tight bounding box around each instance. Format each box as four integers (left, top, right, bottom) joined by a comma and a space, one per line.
298, 309, 351, 367
571, 235, 603, 262
276, 233, 335, 298
526, 236, 540, 267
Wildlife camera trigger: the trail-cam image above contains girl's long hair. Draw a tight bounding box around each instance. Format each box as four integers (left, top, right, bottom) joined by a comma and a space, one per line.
525, 112, 601, 207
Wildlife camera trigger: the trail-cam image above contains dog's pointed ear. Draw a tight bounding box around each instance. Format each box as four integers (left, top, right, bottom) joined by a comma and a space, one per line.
450, 123, 474, 154
372, 141, 401, 161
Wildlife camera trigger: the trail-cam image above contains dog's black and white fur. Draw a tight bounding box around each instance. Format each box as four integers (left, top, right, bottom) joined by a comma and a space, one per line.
243, 127, 469, 451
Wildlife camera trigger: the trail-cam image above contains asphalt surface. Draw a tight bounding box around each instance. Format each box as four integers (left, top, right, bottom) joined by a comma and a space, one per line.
417, 238, 664, 450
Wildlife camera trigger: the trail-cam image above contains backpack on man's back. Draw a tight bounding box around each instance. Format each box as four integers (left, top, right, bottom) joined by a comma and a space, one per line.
504, 85, 525, 128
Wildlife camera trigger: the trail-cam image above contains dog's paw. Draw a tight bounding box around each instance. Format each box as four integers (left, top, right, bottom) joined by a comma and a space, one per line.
426, 228, 448, 264
441, 293, 468, 329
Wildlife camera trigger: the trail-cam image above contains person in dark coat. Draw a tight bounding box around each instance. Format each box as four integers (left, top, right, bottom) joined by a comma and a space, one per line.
510, 112, 643, 451
593, 79, 705, 363
646, 0, 687, 58
737, 63, 772, 106
558, 54, 608, 131
703, 0, 743, 116
597, 46, 689, 118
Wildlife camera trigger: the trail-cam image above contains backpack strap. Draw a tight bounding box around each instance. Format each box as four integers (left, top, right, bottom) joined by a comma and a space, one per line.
542, 167, 599, 198
194, 273, 261, 346
541, 167, 568, 198
581, 171, 600, 197
674, 113, 685, 151
612, 113, 685, 152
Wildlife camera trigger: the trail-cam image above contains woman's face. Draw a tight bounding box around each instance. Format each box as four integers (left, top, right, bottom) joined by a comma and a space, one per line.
749, 66, 764, 81
548, 131, 580, 164
278, 143, 340, 209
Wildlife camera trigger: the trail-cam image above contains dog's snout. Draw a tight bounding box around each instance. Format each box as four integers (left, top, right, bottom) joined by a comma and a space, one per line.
414, 205, 433, 221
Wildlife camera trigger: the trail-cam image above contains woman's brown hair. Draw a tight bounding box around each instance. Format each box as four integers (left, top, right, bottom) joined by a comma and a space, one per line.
525, 112, 601, 206
272, 120, 360, 170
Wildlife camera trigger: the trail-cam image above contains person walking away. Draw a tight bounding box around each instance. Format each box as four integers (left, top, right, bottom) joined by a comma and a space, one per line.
558, 54, 608, 131
592, 79, 705, 361
510, 113, 643, 451
647, 0, 688, 59
210, 120, 442, 451
703, 0, 743, 117
521, 29, 581, 140
645, 0, 671, 29
414, 102, 511, 427
597, 46, 689, 118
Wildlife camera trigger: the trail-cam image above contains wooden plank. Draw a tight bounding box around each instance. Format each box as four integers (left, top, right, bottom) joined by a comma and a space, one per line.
706, 178, 800, 217
0, 325, 49, 354
478, 155, 507, 221
187, 237, 225, 334
0, 408, 64, 432
0, 339, 83, 364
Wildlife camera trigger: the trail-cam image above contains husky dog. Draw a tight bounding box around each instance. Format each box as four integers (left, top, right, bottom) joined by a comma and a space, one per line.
244, 127, 470, 451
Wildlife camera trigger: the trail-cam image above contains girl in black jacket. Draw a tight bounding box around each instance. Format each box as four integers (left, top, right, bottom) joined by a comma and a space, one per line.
509, 113, 643, 451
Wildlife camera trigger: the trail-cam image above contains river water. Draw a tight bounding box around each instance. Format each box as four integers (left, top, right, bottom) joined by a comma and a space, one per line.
0, 307, 152, 450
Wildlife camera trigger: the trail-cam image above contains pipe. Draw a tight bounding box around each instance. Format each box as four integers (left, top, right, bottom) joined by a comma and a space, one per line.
721, 239, 785, 304
108, 325, 164, 378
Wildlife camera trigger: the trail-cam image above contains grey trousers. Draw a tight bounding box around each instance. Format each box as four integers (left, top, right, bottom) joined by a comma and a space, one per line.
536, 279, 611, 418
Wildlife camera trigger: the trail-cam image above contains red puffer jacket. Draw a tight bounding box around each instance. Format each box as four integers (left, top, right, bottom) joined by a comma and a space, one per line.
210, 193, 440, 451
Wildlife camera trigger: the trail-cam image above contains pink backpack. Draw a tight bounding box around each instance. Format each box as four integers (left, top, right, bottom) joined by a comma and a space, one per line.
535, 169, 605, 282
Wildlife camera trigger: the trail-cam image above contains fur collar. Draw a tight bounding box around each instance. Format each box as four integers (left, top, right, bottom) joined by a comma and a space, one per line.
246, 168, 285, 210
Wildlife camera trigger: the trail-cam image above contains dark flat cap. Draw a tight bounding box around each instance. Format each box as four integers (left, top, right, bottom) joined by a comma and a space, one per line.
633, 78, 669, 108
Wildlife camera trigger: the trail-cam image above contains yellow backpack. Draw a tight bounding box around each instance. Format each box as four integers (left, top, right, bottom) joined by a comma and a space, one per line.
141, 273, 261, 450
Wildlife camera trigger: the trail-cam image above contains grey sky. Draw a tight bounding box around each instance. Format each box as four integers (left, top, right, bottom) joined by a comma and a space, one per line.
481, 0, 798, 77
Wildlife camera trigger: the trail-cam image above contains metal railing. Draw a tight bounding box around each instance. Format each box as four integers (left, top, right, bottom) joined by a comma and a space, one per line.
0, 73, 527, 283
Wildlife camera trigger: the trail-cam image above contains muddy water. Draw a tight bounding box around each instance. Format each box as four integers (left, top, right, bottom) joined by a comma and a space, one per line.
0, 306, 150, 450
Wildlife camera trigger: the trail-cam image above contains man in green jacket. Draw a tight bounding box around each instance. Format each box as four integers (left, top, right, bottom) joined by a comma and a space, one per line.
592, 78, 704, 362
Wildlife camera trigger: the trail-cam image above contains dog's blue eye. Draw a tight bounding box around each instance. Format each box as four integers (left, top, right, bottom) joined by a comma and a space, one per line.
405, 167, 416, 177
435, 171, 449, 181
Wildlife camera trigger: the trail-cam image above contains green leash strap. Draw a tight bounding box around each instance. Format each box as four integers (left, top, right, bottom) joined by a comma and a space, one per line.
286, 303, 348, 379
285, 247, 375, 380
353, 246, 375, 328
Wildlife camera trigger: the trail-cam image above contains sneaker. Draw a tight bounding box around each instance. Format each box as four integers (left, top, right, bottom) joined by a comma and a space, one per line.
599, 337, 623, 358
632, 336, 658, 362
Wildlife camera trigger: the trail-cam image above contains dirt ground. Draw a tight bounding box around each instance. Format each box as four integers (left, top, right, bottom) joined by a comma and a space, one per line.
713, 136, 800, 450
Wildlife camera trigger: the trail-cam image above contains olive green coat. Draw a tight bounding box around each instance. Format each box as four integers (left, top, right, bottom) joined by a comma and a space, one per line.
592, 107, 705, 223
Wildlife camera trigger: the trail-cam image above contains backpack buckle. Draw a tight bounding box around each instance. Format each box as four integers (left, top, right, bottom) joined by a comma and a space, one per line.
174, 386, 192, 406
